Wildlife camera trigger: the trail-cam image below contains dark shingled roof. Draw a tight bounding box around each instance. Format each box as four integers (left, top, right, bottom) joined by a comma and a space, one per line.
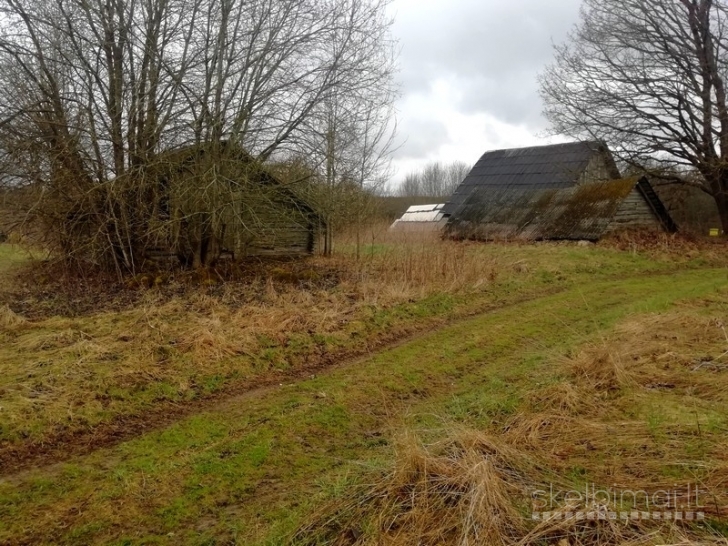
443, 142, 676, 241
442, 141, 620, 217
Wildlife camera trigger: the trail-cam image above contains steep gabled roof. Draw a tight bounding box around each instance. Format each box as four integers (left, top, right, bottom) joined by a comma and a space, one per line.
442, 141, 619, 217
444, 175, 676, 241
157, 140, 322, 222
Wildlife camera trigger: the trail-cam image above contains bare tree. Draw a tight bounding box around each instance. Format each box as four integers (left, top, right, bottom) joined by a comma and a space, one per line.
397, 160, 470, 198
0, 0, 397, 272
540, 0, 728, 231
301, 0, 398, 256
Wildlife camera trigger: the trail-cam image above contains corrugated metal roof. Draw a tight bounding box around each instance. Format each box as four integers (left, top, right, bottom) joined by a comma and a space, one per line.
445, 177, 641, 240
441, 141, 619, 217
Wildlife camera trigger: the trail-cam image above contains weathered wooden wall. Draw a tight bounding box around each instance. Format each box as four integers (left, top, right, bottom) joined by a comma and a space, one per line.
210, 193, 315, 258
231, 210, 314, 257
606, 188, 662, 232
578, 153, 616, 186
166, 181, 317, 260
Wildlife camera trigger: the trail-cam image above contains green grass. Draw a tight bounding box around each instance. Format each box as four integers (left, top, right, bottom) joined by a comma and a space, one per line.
1, 266, 727, 544
0, 241, 692, 452
0, 243, 30, 275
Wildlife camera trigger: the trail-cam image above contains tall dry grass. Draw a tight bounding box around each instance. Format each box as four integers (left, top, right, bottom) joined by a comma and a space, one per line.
0, 227, 517, 447
293, 427, 726, 546
292, 300, 728, 546
331, 222, 499, 302
292, 429, 536, 546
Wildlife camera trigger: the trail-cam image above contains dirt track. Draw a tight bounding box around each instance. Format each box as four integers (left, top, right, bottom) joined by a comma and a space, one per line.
0, 287, 564, 479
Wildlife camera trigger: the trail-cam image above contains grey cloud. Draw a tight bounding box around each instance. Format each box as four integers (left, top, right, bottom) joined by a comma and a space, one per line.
392, 0, 582, 127
455, 72, 544, 126
393, 117, 450, 160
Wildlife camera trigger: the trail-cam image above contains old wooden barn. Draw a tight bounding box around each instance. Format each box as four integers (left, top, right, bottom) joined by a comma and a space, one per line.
442, 141, 677, 241
151, 142, 322, 267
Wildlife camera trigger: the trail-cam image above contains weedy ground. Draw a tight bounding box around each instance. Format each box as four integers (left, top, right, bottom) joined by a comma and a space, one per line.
1, 228, 728, 545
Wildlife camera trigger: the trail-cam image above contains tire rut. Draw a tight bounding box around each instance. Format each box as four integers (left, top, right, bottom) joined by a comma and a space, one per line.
0, 286, 567, 479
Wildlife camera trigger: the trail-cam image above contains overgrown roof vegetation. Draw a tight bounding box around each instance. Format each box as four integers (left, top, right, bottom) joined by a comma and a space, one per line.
540, 0, 728, 233
0, 0, 397, 275
444, 141, 676, 241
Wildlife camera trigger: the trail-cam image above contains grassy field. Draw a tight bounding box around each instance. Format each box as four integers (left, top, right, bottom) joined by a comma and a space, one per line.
0, 244, 33, 271
1, 235, 728, 544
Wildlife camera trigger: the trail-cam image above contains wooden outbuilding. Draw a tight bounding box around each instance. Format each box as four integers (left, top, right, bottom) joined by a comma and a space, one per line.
150, 142, 322, 266
443, 142, 676, 241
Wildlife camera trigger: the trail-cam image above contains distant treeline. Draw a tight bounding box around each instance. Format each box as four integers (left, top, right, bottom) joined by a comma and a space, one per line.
395, 161, 471, 199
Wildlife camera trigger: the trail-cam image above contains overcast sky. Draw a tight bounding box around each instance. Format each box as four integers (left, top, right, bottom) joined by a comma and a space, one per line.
387, 0, 583, 184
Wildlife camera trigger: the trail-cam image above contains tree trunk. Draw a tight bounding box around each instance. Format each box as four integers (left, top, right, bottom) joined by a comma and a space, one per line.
706, 171, 728, 235
321, 213, 333, 257
715, 192, 728, 235
190, 217, 224, 269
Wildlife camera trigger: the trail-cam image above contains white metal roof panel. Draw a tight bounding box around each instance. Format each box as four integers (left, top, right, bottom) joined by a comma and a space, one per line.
405, 203, 445, 214
397, 203, 446, 223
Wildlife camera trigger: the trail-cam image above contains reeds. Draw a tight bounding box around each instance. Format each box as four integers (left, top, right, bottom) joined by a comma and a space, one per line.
333, 222, 499, 301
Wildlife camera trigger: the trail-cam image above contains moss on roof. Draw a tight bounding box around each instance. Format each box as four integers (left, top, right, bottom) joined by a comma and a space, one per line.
446, 176, 658, 241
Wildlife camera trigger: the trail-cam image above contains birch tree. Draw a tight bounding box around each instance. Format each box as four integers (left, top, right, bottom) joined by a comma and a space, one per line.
302, 0, 398, 256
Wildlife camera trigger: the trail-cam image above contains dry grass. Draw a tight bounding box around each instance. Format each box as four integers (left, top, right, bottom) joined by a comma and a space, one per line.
2, 230, 725, 461
525, 382, 597, 416
293, 296, 728, 546
333, 223, 499, 300
293, 427, 727, 546
563, 310, 728, 403
0, 233, 516, 450
599, 228, 726, 261
2, 245, 728, 544
292, 430, 536, 546
0, 304, 25, 328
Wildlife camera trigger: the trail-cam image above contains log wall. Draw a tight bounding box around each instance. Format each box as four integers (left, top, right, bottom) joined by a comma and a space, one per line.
607, 188, 662, 232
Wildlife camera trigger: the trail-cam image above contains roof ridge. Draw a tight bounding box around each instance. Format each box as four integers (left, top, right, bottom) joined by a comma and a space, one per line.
479, 140, 604, 156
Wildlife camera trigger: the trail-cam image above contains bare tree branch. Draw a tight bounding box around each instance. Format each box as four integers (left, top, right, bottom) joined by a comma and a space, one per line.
540, 0, 728, 230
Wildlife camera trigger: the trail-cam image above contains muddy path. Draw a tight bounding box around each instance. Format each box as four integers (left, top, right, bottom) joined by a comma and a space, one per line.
0, 286, 567, 478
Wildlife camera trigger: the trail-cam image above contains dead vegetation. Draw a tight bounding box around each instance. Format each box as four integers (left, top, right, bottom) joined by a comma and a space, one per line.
292, 297, 728, 546
2, 225, 500, 319
293, 429, 727, 546
0, 304, 25, 329
2, 227, 727, 470
2, 237, 728, 544
292, 431, 536, 546
0, 233, 509, 467
598, 228, 722, 258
